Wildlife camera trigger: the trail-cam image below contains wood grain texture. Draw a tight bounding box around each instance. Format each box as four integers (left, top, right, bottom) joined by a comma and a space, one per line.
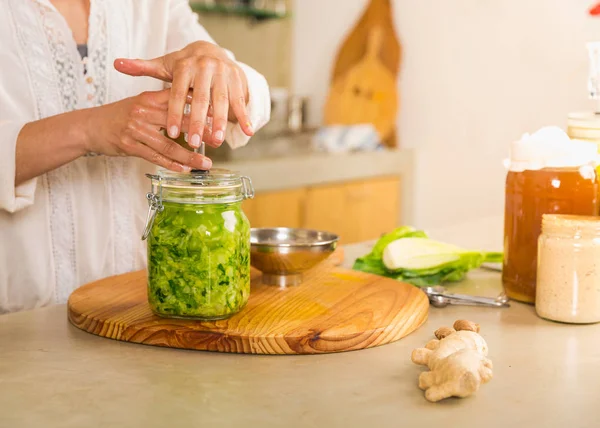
323, 0, 401, 148
303, 176, 400, 244
329, 0, 401, 81
239, 177, 400, 245
68, 252, 428, 355
242, 188, 307, 229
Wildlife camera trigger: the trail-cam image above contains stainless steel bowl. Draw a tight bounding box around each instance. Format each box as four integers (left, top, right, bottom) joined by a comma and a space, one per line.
250, 227, 339, 287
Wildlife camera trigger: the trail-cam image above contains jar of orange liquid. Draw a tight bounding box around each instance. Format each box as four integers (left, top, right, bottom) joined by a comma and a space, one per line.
502, 127, 599, 304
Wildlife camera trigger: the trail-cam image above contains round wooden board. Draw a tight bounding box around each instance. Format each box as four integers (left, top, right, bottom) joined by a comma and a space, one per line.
68, 265, 429, 355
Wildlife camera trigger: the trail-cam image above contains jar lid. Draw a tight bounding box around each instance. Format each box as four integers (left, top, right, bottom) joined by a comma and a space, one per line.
147, 167, 240, 186
567, 112, 600, 129
505, 126, 599, 172
146, 167, 254, 204
542, 214, 600, 236
567, 112, 600, 143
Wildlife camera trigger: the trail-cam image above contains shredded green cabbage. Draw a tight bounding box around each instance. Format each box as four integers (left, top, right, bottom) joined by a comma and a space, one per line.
147, 201, 250, 319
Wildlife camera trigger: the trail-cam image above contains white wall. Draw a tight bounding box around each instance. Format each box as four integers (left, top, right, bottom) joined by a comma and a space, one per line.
292, 0, 600, 233
198, 0, 293, 88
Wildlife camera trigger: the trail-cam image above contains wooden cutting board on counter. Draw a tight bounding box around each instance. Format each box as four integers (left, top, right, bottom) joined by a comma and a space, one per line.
67, 250, 428, 355
323, 0, 401, 148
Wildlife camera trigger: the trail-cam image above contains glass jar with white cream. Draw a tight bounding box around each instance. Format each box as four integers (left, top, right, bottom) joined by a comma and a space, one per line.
502, 127, 599, 304
536, 214, 600, 324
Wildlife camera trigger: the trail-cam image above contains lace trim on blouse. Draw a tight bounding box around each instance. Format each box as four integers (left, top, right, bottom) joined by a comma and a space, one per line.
8, 0, 134, 302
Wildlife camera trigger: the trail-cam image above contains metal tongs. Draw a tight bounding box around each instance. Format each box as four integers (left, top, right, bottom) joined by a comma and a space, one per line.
423, 286, 510, 308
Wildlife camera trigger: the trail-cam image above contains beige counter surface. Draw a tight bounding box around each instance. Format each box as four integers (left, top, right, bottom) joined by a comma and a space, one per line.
1, 241, 599, 428
216, 148, 415, 225
216, 149, 412, 192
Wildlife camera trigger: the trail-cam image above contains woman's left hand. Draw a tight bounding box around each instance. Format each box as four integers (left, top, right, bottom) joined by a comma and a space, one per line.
114, 41, 254, 149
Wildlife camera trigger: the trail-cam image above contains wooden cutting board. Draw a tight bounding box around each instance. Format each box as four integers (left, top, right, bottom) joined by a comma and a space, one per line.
68, 253, 428, 355
324, 0, 401, 148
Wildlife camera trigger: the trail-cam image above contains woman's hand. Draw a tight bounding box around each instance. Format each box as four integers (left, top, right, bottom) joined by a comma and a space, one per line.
85, 89, 211, 172
114, 41, 254, 150
15, 89, 211, 187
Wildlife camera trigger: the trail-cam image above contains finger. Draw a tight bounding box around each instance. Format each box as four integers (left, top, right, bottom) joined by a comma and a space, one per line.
188, 69, 213, 149
183, 124, 215, 149
228, 69, 254, 136
201, 117, 220, 147
166, 66, 194, 139
114, 56, 172, 81
203, 122, 213, 142
210, 72, 230, 146
132, 106, 191, 133
122, 135, 190, 173
136, 89, 172, 108
130, 123, 212, 170
185, 91, 213, 117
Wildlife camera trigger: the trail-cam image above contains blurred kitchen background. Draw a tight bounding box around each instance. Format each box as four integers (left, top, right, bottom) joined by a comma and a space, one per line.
190, 0, 600, 246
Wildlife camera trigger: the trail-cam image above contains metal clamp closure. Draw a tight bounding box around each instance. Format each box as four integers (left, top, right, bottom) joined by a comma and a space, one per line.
141, 177, 164, 240
241, 176, 255, 200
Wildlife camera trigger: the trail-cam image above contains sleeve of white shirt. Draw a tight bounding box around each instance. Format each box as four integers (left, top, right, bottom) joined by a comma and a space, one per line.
0, 120, 37, 213
166, 0, 271, 150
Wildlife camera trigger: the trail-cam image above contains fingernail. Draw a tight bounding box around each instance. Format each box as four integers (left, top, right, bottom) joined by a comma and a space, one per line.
201, 157, 212, 169
246, 122, 253, 131
168, 125, 179, 138
191, 134, 201, 148
180, 164, 191, 173
215, 130, 224, 142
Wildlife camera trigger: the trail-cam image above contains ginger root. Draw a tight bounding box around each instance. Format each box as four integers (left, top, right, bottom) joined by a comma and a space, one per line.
453, 319, 480, 333
411, 319, 493, 402
411, 330, 488, 369
418, 349, 493, 402
434, 326, 455, 339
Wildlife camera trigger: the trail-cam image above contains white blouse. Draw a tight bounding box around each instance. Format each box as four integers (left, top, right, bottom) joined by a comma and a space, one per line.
0, 0, 271, 313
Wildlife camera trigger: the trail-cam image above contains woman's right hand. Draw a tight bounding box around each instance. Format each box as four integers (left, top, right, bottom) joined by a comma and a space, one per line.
84, 89, 211, 172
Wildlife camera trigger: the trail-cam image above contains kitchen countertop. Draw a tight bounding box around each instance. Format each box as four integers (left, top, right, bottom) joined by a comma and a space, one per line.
215, 148, 414, 226
216, 148, 412, 193
1, 240, 599, 427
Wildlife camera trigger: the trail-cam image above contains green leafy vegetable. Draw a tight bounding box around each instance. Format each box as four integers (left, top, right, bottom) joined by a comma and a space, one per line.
147, 201, 250, 319
353, 226, 427, 276
352, 227, 502, 287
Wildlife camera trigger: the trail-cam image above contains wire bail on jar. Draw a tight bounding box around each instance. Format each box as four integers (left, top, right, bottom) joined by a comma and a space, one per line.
142, 176, 164, 241
241, 176, 255, 200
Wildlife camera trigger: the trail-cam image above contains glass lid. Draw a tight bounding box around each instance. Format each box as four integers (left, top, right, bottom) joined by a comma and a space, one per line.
146, 167, 242, 188
145, 167, 254, 204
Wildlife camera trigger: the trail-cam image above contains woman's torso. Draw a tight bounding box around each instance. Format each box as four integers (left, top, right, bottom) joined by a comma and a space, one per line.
0, 0, 187, 312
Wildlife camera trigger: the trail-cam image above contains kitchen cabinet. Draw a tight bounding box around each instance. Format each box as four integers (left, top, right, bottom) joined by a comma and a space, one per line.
242, 176, 401, 244
303, 176, 400, 244
242, 188, 306, 229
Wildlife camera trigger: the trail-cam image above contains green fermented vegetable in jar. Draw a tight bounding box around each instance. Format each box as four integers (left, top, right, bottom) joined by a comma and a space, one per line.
148, 202, 250, 319
142, 168, 254, 320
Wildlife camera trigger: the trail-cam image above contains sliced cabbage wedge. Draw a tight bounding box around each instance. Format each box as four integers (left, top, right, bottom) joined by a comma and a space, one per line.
352, 227, 502, 287
382, 238, 463, 270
